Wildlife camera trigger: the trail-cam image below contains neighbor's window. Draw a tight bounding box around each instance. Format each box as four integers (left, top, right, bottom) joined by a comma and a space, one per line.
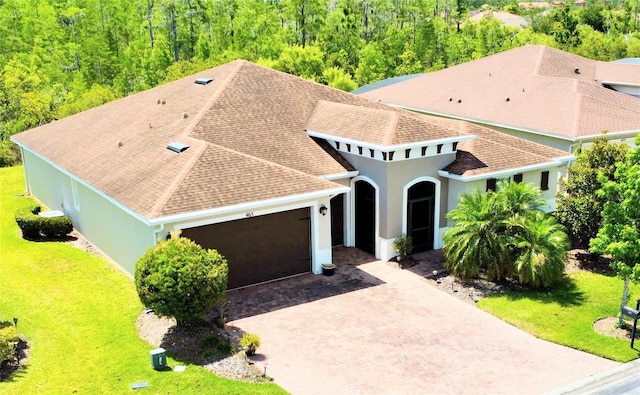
540, 171, 550, 191
486, 178, 497, 192
513, 173, 523, 183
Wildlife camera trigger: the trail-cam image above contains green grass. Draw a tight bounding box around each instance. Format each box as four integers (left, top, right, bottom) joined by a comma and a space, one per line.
478, 271, 640, 362
0, 166, 287, 394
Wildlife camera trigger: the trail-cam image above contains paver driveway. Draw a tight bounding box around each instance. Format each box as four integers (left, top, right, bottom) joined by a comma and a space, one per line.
227, 247, 618, 394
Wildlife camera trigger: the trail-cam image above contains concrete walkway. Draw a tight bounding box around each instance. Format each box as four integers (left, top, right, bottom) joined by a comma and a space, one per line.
228, 247, 618, 394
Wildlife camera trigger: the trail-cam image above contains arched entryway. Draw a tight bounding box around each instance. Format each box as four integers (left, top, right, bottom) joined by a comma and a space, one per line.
406, 181, 436, 253
354, 180, 376, 255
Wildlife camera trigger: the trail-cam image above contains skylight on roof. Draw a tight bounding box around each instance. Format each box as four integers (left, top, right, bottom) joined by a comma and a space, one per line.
167, 142, 190, 153
194, 77, 214, 85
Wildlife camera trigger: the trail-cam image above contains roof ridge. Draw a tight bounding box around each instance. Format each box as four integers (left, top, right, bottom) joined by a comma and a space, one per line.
148, 61, 247, 218
533, 45, 547, 77
383, 111, 399, 145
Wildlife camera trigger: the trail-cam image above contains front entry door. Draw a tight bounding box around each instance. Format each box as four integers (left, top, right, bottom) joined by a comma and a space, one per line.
407, 182, 435, 253
355, 181, 375, 255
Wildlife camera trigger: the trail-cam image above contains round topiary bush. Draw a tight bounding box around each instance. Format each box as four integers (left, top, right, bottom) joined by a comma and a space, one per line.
135, 236, 229, 326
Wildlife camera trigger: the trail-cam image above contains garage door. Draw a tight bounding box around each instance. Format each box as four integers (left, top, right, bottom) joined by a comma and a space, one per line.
181, 208, 311, 289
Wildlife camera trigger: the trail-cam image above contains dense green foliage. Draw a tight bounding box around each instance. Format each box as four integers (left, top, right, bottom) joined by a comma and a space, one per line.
443, 182, 569, 288
0, 165, 285, 393
135, 236, 229, 326
14, 204, 73, 239
2, 0, 640, 166
591, 135, 640, 323
478, 270, 640, 362
0, 321, 19, 364
556, 137, 628, 246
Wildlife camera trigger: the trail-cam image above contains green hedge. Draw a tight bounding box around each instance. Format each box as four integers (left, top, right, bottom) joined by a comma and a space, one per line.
15, 204, 73, 239
0, 321, 19, 363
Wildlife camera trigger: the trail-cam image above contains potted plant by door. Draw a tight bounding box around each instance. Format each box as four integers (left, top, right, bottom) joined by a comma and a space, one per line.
322, 263, 336, 276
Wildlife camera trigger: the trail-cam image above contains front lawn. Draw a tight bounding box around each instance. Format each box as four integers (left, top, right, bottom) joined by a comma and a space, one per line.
478, 270, 640, 362
0, 166, 286, 394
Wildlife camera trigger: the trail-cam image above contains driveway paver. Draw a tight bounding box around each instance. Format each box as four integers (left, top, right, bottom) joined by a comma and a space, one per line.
228, 247, 618, 394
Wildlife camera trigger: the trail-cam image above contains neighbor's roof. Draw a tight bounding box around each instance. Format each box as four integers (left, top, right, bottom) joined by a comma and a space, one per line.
359, 45, 640, 140
468, 11, 529, 28
12, 60, 471, 220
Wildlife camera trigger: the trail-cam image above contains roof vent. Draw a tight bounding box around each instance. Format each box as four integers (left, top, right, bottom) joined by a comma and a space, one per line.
195, 77, 214, 85
167, 142, 190, 153
574, 68, 580, 74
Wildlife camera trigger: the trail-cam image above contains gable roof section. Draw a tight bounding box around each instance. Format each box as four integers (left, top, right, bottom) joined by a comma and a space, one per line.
437, 118, 572, 179
359, 45, 640, 140
305, 100, 465, 146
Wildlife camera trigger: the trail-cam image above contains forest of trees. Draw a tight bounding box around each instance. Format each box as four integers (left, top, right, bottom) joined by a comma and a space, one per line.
2, 0, 640, 166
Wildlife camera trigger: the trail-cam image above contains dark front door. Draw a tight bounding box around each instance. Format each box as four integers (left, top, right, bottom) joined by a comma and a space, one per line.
181, 208, 311, 289
407, 182, 435, 253
330, 194, 344, 247
355, 181, 375, 255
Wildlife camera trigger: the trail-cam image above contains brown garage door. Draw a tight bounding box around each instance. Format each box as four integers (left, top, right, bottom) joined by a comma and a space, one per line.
181, 208, 311, 289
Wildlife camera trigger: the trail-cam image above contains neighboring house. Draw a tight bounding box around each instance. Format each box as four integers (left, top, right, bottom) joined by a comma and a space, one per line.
12, 60, 571, 289
468, 10, 529, 28
357, 45, 640, 152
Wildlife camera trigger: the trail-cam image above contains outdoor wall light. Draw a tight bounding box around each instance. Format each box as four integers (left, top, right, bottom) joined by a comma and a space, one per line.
319, 204, 328, 216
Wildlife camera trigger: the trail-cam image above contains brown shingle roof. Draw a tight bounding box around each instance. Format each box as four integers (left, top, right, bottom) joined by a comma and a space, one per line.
12, 60, 466, 220
436, 118, 570, 177
360, 45, 640, 139
305, 100, 463, 146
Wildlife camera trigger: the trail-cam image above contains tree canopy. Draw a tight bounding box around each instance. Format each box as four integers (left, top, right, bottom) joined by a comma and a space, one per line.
556, 137, 628, 246
2, 0, 640, 167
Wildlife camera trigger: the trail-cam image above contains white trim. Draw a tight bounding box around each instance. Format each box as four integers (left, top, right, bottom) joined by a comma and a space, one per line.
401, 176, 442, 251
321, 171, 359, 180
349, 176, 380, 258
306, 129, 475, 152
598, 80, 640, 89
578, 129, 640, 141
152, 185, 349, 225
383, 103, 577, 143
437, 159, 572, 182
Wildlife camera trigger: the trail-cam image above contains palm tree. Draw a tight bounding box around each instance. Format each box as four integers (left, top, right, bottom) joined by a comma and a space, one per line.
496, 181, 548, 217
443, 181, 570, 287
443, 189, 510, 281
507, 212, 569, 288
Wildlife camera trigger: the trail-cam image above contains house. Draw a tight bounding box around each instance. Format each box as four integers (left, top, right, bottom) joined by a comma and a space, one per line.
11, 60, 571, 289
468, 10, 529, 28
357, 45, 640, 152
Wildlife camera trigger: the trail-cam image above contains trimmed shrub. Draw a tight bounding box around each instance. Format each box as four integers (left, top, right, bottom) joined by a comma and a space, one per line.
135, 236, 229, 326
392, 234, 413, 261
0, 322, 19, 363
201, 334, 235, 358
14, 205, 73, 239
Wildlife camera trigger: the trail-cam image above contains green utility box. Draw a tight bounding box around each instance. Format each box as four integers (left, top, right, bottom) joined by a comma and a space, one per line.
150, 348, 166, 370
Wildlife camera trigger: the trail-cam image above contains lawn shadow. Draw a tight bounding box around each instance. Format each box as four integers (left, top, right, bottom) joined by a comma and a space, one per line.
501, 276, 585, 307
570, 250, 615, 276
225, 246, 385, 321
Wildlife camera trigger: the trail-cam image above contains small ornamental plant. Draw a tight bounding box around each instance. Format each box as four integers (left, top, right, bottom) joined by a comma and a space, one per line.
392, 234, 413, 262
239, 333, 261, 356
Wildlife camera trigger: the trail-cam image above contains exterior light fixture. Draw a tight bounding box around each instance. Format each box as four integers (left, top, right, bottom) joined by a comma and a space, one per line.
319, 204, 328, 216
